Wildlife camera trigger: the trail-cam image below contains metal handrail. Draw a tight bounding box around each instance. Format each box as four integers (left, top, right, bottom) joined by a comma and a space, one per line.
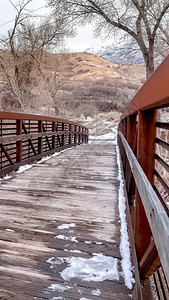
0, 111, 88, 177
118, 55, 169, 294
121, 54, 169, 119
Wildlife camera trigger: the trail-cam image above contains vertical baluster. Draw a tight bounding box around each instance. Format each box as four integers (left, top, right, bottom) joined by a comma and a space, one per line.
16, 119, 22, 163
82, 127, 84, 144
74, 125, 77, 145
78, 126, 81, 144
87, 128, 89, 143
52, 121, 56, 150
126, 115, 137, 223
38, 120, 42, 156
122, 117, 127, 175
69, 124, 72, 145
0, 119, 2, 170
122, 118, 127, 138
62, 122, 65, 147
84, 128, 86, 143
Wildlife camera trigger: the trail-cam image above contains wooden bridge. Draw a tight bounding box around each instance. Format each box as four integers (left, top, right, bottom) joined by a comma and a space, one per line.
0, 55, 169, 300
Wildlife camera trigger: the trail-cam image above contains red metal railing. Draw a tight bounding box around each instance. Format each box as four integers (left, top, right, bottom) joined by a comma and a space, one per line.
0, 111, 88, 177
118, 55, 169, 299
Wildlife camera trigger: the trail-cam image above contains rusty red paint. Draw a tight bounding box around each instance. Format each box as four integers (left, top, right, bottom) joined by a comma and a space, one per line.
118, 55, 169, 282
0, 113, 88, 178
121, 54, 169, 119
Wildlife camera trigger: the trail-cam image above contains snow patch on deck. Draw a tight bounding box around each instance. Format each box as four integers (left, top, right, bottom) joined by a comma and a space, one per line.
58, 223, 76, 230
61, 253, 119, 282
91, 289, 102, 296
0, 174, 12, 184
5, 228, 15, 232
16, 164, 32, 174
55, 235, 78, 243
49, 283, 72, 292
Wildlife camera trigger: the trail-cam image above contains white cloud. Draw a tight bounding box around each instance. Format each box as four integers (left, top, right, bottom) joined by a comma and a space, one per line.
65, 25, 99, 52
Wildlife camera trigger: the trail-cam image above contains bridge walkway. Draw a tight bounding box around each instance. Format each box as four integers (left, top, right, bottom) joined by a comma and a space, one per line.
0, 140, 134, 300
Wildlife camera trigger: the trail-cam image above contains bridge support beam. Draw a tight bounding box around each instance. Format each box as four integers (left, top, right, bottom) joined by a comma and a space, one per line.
139, 239, 160, 278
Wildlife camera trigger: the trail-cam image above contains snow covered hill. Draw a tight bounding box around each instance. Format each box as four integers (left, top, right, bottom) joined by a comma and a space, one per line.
86, 43, 144, 65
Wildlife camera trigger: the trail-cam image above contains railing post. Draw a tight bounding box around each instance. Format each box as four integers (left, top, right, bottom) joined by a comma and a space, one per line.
38, 120, 42, 155
74, 125, 77, 145
84, 128, 86, 143
62, 122, 65, 147
16, 119, 22, 163
52, 121, 56, 150
134, 109, 157, 262
69, 124, 72, 145
87, 129, 89, 143
78, 126, 81, 145
122, 118, 127, 138
82, 127, 84, 144
121, 117, 128, 175
127, 115, 137, 152
85, 128, 87, 144
126, 115, 137, 221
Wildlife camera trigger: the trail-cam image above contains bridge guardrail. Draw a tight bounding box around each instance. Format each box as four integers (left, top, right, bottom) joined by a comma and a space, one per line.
0, 111, 88, 177
118, 55, 169, 297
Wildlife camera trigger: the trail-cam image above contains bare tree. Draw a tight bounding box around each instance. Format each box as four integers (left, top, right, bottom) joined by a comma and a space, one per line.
48, 0, 169, 78
0, 0, 32, 109
155, 22, 169, 59
0, 0, 73, 110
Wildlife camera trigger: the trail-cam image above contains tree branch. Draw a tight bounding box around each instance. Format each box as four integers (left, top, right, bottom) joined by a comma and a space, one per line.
131, 0, 152, 38
85, 0, 138, 41
152, 3, 169, 39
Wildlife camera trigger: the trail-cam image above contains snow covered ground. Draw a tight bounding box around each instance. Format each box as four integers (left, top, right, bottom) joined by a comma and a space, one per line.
82, 111, 121, 140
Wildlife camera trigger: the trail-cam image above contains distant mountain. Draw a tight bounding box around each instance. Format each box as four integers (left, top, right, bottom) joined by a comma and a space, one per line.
86, 43, 145, 65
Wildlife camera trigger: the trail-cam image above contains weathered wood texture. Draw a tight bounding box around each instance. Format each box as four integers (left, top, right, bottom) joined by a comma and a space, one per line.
119, 132, 169, 287
0, 141, 134, 299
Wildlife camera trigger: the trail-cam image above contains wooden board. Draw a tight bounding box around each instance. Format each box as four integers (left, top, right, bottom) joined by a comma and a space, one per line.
0, 141, 133, 299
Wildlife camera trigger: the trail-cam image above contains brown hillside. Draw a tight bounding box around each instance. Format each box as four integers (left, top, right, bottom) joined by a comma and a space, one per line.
0, 50, 145, 118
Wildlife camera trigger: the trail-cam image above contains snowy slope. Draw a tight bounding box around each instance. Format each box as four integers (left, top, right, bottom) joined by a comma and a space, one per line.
86, 43, 144, 65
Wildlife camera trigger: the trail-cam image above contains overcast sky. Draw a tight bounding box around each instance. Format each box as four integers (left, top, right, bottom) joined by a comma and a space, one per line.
0, 0, 105, 52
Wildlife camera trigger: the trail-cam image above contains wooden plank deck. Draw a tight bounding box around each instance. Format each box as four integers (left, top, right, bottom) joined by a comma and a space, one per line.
0, 140, 134, 300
